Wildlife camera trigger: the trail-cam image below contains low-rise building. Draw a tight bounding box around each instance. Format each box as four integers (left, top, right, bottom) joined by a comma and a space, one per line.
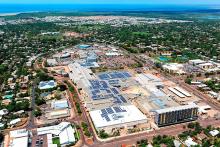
209, 130, 219, 137
89, 105, 147, 133
0, 109, 8, 116
189, 59, 206, 65
37, 122, 76, 146
184, 137, 198, 147
47, 59, 58, 66
189, 59, 220, 72
9, 118, 21, 126
46, 109, 70, 120
162, 63, 186, 75
60, 52, 71, 58
38, 80, 57, 90
51, 99, 69, 110
9, 129, 29, 147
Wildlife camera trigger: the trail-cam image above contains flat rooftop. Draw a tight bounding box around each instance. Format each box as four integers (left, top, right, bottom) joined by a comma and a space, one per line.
38, 80, 57, 90
133, 74, 179, 110
154, 103, 198, 114
79, 71, 133, 110
89, 105, 147, 129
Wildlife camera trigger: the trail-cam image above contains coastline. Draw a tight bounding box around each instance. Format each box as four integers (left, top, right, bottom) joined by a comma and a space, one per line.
0, 13, 20, 16
0, 11, 40, 16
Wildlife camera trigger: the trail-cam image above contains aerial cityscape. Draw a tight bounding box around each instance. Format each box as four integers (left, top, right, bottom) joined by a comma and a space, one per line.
0, 0, 220, 147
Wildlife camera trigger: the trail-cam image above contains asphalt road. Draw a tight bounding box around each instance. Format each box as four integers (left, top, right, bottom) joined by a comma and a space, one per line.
91, 118, 220, 147
27, 82, 36, 129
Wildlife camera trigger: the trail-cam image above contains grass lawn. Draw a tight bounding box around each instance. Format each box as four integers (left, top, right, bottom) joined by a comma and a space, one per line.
74, 131, 80, 141
52, 137, 61, 147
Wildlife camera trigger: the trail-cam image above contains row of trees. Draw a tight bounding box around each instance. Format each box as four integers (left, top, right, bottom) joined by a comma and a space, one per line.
81, 122, 91, 137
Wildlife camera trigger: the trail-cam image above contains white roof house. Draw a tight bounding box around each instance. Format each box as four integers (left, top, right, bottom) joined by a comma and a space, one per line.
147, 144, 153, 147
105, 52, 121, 56
209, 130, 219, 137
89, 105, 147, 131
0, 109, 8, 116
184, 137, 198, 147
37, 122, 75, 146
209, 91, 218, 98
0, 123, 4, 128
173, 140, 182, 147
9, 118, 21, 125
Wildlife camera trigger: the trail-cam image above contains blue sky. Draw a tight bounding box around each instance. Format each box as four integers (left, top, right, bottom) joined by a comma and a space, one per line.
1, 0, 220, 4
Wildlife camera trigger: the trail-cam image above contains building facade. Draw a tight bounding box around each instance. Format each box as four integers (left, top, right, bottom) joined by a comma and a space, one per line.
155, 104, 198, 127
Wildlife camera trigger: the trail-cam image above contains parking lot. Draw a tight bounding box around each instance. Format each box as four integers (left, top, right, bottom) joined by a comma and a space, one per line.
31, 134, 48, 147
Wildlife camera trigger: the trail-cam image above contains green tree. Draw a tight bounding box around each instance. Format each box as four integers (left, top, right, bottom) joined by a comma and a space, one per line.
35, 98, 46, 106
34, 108, 42, 117
99, 130, 109, 139
0, 133, 3, 143
185, 77, 192, 84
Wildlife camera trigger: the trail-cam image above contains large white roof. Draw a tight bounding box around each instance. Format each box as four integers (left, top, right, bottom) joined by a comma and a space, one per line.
59, 125, 75, 145
155, 103, 198, 114
189, 59, 206, 65
37, 122, 72, 136
135, 74, 163, 87
10, 137, 28, 147
89, 105, 147, 129
38, 122, 75, 146
10, 129, 28, 138
38, 80, 57, 90
105, 52, 121, 56
51, 99, 69, 109
162, 63, 185, 74
68, 63, 95, 88
49, 109, 69, 117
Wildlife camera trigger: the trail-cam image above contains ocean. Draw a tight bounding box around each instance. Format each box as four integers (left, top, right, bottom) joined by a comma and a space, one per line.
0, 4, 218, 14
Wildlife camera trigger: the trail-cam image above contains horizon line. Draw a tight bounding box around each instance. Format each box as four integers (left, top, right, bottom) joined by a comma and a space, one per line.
0, 3, 220, 5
